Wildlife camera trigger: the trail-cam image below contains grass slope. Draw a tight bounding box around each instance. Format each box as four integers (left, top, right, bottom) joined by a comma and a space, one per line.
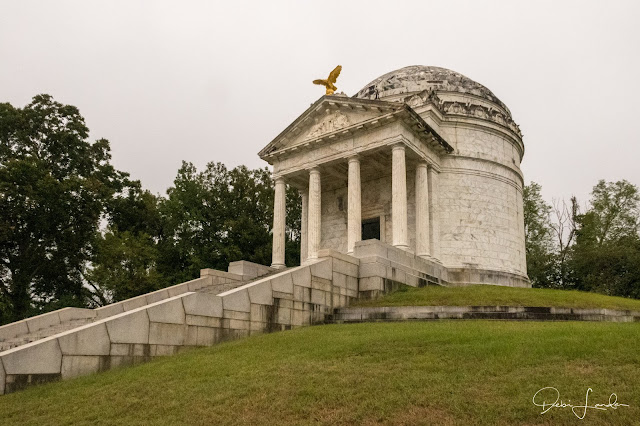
1, 321, 639, 425
352, 284, 640, 310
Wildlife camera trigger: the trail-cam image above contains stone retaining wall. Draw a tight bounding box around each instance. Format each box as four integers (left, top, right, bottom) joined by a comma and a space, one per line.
332, 305, 640, 323
0, 254, 358, 394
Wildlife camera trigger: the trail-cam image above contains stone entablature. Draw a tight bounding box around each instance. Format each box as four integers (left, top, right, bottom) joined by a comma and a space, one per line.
260, 96, 452, 168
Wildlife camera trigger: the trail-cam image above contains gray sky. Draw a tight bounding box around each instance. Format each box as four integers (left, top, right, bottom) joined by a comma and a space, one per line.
2, 0, 639, 205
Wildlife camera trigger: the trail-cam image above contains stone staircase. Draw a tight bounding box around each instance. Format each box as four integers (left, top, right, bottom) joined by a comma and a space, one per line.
0, 253, 361, 395
0, 260, 274, 356
0, 318, 96, 352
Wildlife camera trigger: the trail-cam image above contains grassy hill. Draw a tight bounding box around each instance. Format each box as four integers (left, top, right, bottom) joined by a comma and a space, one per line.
352, 284, 640, 310
1, 320, 639, 425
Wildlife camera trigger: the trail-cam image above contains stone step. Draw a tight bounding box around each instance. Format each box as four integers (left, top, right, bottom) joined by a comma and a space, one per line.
198, 269, 283, 295
0, 317, 97, 353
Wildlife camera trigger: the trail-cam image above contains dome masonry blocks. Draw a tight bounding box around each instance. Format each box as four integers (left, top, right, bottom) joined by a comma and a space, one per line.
355, 66, 527, 279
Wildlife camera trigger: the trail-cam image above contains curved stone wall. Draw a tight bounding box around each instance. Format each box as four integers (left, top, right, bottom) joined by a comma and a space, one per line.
427, 95, 527, 278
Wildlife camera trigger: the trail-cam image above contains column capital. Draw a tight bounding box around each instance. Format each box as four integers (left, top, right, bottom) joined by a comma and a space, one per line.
348, 154, 361, 164
308, 166, 321, 175
273, 176, 286, 184
391, 143, 406, 152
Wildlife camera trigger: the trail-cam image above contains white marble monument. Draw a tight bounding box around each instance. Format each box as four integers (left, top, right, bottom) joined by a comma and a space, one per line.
259, 65, 529, 287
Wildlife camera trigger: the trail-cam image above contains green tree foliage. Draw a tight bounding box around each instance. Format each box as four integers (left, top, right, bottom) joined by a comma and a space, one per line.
523, 182, 556, 287
157, 162, 301, 285
570, 180, 640, 297
0, 95, 124, 321
86, 181, 165, 306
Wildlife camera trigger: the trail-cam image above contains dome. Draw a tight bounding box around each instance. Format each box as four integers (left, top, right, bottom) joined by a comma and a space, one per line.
354, 65, 510, 117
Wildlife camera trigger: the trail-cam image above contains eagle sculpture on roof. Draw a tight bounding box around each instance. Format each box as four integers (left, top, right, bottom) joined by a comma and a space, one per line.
313, 65, 342, 95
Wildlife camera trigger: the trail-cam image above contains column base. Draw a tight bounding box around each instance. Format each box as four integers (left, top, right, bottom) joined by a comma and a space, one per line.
270, 263, 286, 269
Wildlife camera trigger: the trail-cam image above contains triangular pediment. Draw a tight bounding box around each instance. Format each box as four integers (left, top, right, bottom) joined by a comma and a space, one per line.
259, 95, 404, 159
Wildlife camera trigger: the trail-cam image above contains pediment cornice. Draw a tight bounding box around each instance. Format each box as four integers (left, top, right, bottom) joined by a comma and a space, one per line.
259, 95, 453, 163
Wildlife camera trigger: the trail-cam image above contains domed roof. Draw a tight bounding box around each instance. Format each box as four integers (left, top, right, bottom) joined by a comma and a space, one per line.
354, 65, 509, 115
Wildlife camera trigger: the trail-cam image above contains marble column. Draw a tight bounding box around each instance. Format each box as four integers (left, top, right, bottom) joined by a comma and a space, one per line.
300, 188, 308, 264
347, 156, 362, 254
392, 144, 408, 248
271, 176, 286, 269
307, 167, 321, 260
415, 161, 430, 257
427, 166, 440, 259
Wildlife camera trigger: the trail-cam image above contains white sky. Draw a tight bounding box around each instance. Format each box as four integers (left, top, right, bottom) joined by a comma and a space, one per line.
2, 0, 639, 205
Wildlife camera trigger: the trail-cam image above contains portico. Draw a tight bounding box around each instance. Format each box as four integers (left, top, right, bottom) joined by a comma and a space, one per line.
261, 95, 452, 268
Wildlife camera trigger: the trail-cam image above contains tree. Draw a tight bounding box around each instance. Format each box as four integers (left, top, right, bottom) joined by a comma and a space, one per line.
86, 181, 165, 306
157, 162, 301, 285
570, 180, 640, 297
0, 95, 125, 321
523, 182, 555, 287
586, 180, 640, 245
549, 196, 579, 288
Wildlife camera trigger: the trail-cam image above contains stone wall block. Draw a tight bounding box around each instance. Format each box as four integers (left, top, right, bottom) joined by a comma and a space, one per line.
153, 345, 178, 356
95, 303, 125, 320
353, 240, 387, 258
122, 295, 148, 312
332, 259, 359, 277
359, 262, 387, 278
311, 277, 332, 292
247, 280, 274, 305
186, 315, 221, 328
310, 259, 332, 280
271, 272, 294, 294
228, 319, 250, 331
187, 277, 211, 292
294, 285, 311, 303
311, 289, 326, 306
105, 309, 150, 344
149, 322, 187, 346
185, 326, 199, 346
332, 272, 347, 289
182, 293, 223, 318
277, 307, 292, 325
1, 338, 63, 375
291, 266, 312, 288
291, 309, 307, 327
145, 289, 169, 305
346, 276, 358, 291
25, 311, 60, 334
167, 284, 190, 297
61, 356, 104, 380
57, 323, 111, 356
223, 310, 251, 321
220, 288, 251, 313
0, 321, 29, 342
58, 308, 96, 323
110, 343, 132, 356
147, 297, 186, 325
250, 304, 269, 323
197, 327, 218, 346
359, 276, 384, 291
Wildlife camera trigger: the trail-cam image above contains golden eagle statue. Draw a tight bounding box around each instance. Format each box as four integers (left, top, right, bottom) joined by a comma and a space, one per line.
313, 65, 342, 95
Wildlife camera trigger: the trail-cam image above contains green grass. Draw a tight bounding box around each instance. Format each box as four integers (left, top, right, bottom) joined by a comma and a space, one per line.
352, 284, 640, 311
1, 321, 639, 425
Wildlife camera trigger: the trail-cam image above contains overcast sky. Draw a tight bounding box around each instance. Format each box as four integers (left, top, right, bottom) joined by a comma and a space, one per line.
2, 0, 639, 205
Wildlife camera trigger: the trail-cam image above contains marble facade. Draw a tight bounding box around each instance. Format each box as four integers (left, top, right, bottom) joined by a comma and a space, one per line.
259, 66, 529, 287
